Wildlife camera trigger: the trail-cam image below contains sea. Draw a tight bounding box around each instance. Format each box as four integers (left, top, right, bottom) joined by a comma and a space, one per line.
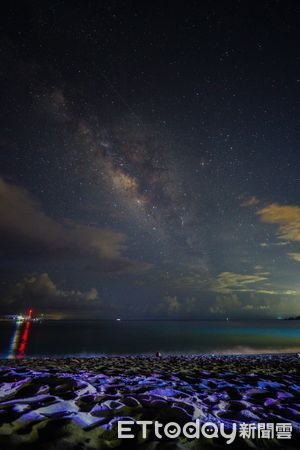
1, 319, 300, 359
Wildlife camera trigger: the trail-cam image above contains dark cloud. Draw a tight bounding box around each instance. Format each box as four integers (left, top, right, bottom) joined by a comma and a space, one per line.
0, 177, 151, 273
155, 295, 196, 317
150, 290, 300, 319
209, 292, 300, 318
2, 272, 100, 315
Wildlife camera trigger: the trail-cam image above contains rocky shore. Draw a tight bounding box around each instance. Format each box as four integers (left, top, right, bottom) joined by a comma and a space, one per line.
0, 354, 300, 449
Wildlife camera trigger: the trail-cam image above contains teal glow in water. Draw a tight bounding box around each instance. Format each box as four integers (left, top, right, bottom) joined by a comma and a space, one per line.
1, 320, 300, 358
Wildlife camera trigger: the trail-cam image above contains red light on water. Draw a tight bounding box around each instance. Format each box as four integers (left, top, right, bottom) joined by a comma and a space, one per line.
17, 321, 30, 359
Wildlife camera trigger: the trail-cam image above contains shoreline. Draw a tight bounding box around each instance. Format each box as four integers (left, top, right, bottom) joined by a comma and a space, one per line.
2, 348, 300, 359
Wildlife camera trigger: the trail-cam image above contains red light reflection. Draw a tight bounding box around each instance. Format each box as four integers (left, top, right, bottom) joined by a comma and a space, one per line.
16, 321, 31, 359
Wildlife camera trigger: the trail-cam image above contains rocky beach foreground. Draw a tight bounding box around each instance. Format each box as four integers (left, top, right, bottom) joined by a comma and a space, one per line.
0, 354, 300, 449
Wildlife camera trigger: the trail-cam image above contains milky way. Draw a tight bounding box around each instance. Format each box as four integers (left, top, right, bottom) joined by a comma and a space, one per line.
0, 1, 300, 318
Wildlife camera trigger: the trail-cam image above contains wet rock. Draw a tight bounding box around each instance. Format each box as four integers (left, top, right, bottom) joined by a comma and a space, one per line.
0, 379, 31, 401
71, 412, 105, 429
239, 409, 261, 420
36, 401, 78, 418
123, 396, 141, 407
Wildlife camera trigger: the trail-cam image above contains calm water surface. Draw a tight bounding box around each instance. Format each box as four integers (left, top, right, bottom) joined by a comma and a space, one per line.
1, 320, 300, 358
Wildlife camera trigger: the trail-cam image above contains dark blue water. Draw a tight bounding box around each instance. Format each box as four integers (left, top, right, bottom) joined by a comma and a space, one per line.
1, 320, 300, 358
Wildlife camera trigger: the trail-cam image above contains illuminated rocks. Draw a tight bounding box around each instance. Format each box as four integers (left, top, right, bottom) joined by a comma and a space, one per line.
71, 411, 105, 429
35, 400, 78, 418
0, 379, 30, 401
0, 354, 299, 448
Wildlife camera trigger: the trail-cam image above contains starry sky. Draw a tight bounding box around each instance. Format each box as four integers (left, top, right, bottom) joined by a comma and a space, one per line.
0, 1, 300, 319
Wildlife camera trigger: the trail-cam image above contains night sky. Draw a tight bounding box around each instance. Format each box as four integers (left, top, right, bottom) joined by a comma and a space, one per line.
0, 1, 299, 319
